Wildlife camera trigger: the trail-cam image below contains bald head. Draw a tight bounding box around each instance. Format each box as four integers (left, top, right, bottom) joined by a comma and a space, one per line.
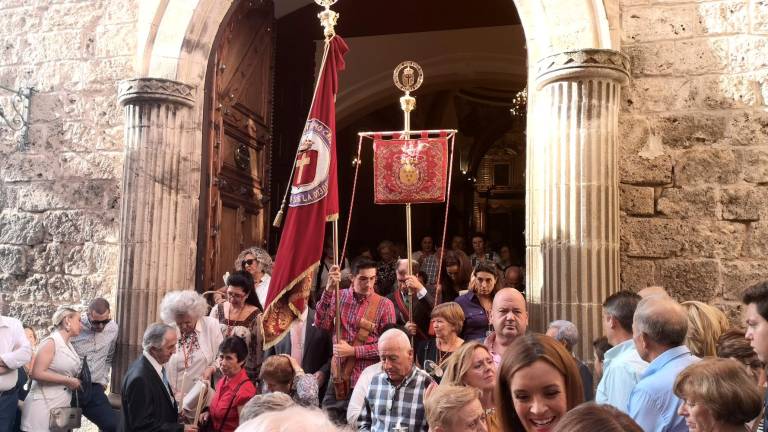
633, 296, 688, 360
379, 328, 411, 350
491, 288, 528, 346
379, 328, 413, 385
638, 286, 669, 299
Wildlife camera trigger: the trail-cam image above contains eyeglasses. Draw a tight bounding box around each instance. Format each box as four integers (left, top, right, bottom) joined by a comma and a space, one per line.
228, 292, 246, 300
89, 318, 111, 327
242, 259, 257, 268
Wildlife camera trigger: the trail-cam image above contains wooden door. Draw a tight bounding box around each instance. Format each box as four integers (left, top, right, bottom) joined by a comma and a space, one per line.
201, 0, 274, 292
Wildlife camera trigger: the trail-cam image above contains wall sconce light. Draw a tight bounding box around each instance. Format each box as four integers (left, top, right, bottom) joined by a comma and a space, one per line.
0, 85, 35, 151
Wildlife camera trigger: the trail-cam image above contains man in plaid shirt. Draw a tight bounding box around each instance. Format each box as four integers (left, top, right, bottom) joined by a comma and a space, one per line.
359, 328, 433, 432
315, 258, 396, 423
412, 236, 439, 294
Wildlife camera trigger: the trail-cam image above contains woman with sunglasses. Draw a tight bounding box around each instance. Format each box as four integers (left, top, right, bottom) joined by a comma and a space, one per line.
210, 271, 264, 382
234, 247, 273, 310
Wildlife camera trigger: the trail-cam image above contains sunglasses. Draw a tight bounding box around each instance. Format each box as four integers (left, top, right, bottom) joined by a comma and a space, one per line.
89, 318, 111, 327
242, 259, 257, 268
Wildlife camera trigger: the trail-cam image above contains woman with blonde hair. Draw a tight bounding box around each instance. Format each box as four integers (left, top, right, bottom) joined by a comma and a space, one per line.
681, 301, 729, 357
674, 358, 762, 432
20, 307, 83, 431
234, 246, 273, 310
440, 341, 499, 432
425, 385, 488, 432
496, 334, 584, 432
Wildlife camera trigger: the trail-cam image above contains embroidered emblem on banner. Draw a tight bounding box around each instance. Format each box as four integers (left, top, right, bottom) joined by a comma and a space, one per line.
373, 137, 448, 204
290, 119, 331, 207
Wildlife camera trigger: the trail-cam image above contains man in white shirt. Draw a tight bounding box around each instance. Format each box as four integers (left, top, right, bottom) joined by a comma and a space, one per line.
0, 296, 31, 432
595, 290, 648, 412
71, 297, 119, 432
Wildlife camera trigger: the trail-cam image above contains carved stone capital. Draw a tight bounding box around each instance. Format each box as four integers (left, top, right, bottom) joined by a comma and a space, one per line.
535, 49, 630, 89
118, 78, 195, 107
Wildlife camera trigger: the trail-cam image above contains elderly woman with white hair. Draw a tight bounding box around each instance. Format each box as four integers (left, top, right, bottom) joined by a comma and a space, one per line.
546, 319, 594, 401
160, 290, 223, 404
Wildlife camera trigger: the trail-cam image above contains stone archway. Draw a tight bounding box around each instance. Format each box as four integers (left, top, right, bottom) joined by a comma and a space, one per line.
114, 0, 630, 370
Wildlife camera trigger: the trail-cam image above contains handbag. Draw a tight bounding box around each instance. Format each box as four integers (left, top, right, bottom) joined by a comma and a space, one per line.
43, 384, 82, 432
75, 356, 93, 402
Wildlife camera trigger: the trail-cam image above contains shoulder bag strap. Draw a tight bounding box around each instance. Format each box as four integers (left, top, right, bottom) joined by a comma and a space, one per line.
215, 379, 248, 432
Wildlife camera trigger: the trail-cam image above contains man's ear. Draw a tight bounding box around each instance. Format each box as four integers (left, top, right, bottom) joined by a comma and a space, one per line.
607, 315, 618, 330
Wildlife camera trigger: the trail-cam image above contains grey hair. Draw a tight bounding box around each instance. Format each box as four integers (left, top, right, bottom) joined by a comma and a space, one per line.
159, 290, 208, 324
142, 323, 174, 351
236, 406, 338, 432
634, 296, 688, 347
548, 320, 580, 352
379, 328, 411, 350
235, 247, 273, 275
239, 392, 295, 423
397, 258, 420, 274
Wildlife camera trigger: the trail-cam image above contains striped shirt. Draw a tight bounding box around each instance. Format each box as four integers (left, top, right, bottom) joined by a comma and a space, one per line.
315, 287, 396, 388
358, 367, 432, 432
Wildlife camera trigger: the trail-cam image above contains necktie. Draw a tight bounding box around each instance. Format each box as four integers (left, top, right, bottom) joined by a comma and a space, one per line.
161, 367, 173, 401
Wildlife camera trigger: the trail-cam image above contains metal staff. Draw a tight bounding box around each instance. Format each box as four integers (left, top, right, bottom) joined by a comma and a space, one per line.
393, 61, 424, 345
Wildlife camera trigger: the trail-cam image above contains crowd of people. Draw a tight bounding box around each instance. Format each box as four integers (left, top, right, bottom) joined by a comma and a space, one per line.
1, 234, 767, 432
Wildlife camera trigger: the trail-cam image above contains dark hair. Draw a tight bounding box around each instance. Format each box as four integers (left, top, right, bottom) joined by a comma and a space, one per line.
717, 328, 763, 370
353, 258, 377, 275
88, 298, 110, 314
226, 270, 258, 307
416, 271, 429, 284
603, 291, 641, 332
552, 403, 643, 432
471, 232, 486, 242
496, 334, 584, 432
219, 336, 248, 362
592, 336, 612, 363
472, 262, 501, 295
743, 281, 768, 321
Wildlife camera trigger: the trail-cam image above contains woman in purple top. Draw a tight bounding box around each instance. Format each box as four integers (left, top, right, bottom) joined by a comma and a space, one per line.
454, 263, 501, 341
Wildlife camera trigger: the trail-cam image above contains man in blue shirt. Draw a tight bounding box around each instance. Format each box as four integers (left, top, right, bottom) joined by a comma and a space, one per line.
595, 290, 648, 411
627, 296, 699, 432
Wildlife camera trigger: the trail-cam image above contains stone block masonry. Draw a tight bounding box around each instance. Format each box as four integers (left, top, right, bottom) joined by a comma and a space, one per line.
0, 0, 137, 328
619, 0, 768, 321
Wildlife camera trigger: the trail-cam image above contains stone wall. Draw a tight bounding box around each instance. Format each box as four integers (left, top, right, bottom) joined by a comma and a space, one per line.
0, 0, 137, 327
619, 0, 768, 319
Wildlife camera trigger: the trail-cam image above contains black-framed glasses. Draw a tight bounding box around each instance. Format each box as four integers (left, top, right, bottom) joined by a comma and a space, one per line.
89, 318, 111, 327
242, 259, 257, 268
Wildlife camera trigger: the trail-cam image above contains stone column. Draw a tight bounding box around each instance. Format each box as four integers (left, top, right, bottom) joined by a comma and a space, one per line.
526, 50, 630, 361
112, 78, 199, 390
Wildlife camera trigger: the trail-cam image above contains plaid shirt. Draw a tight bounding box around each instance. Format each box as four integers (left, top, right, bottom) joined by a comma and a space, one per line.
358, 367, 433, 432
315, 288, 396, 388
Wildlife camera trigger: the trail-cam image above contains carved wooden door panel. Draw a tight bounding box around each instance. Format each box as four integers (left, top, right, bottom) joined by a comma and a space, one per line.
202, 0, 274, 292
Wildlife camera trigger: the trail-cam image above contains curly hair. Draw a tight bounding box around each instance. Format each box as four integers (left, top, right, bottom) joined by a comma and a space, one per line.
235, 246, 273, 275
159, 290, 208, 323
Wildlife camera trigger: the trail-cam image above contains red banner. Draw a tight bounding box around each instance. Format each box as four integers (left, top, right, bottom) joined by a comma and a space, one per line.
373, 137, 448, 204
262, 36, 348, 349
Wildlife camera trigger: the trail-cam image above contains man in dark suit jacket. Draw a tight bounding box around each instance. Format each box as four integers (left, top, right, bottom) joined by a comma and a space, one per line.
387, 259, 434, 351
266, 305, 332, 401
120, 323, 195, 432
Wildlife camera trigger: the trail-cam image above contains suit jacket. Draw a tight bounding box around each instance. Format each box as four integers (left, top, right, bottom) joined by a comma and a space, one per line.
119, 355, 183, 432
266, 308, 332, 397
387, 288, 434, 342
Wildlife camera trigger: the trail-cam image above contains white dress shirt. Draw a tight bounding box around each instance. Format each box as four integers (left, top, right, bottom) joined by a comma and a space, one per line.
0, 315, 32, 391
346, 361, 383, 425
255, 273, 272, 308
71, 313, 119, 385
289, 308, 309, 363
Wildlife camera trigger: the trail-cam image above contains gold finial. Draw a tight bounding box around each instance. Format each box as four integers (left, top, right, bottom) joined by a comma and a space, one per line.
315, 0, 339, 40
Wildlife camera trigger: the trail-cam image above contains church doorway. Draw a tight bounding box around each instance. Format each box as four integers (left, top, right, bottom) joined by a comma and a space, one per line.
271, 0, 527, 270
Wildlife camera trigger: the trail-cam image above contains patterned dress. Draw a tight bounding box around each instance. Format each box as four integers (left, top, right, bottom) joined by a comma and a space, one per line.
210, 303, 264, 381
